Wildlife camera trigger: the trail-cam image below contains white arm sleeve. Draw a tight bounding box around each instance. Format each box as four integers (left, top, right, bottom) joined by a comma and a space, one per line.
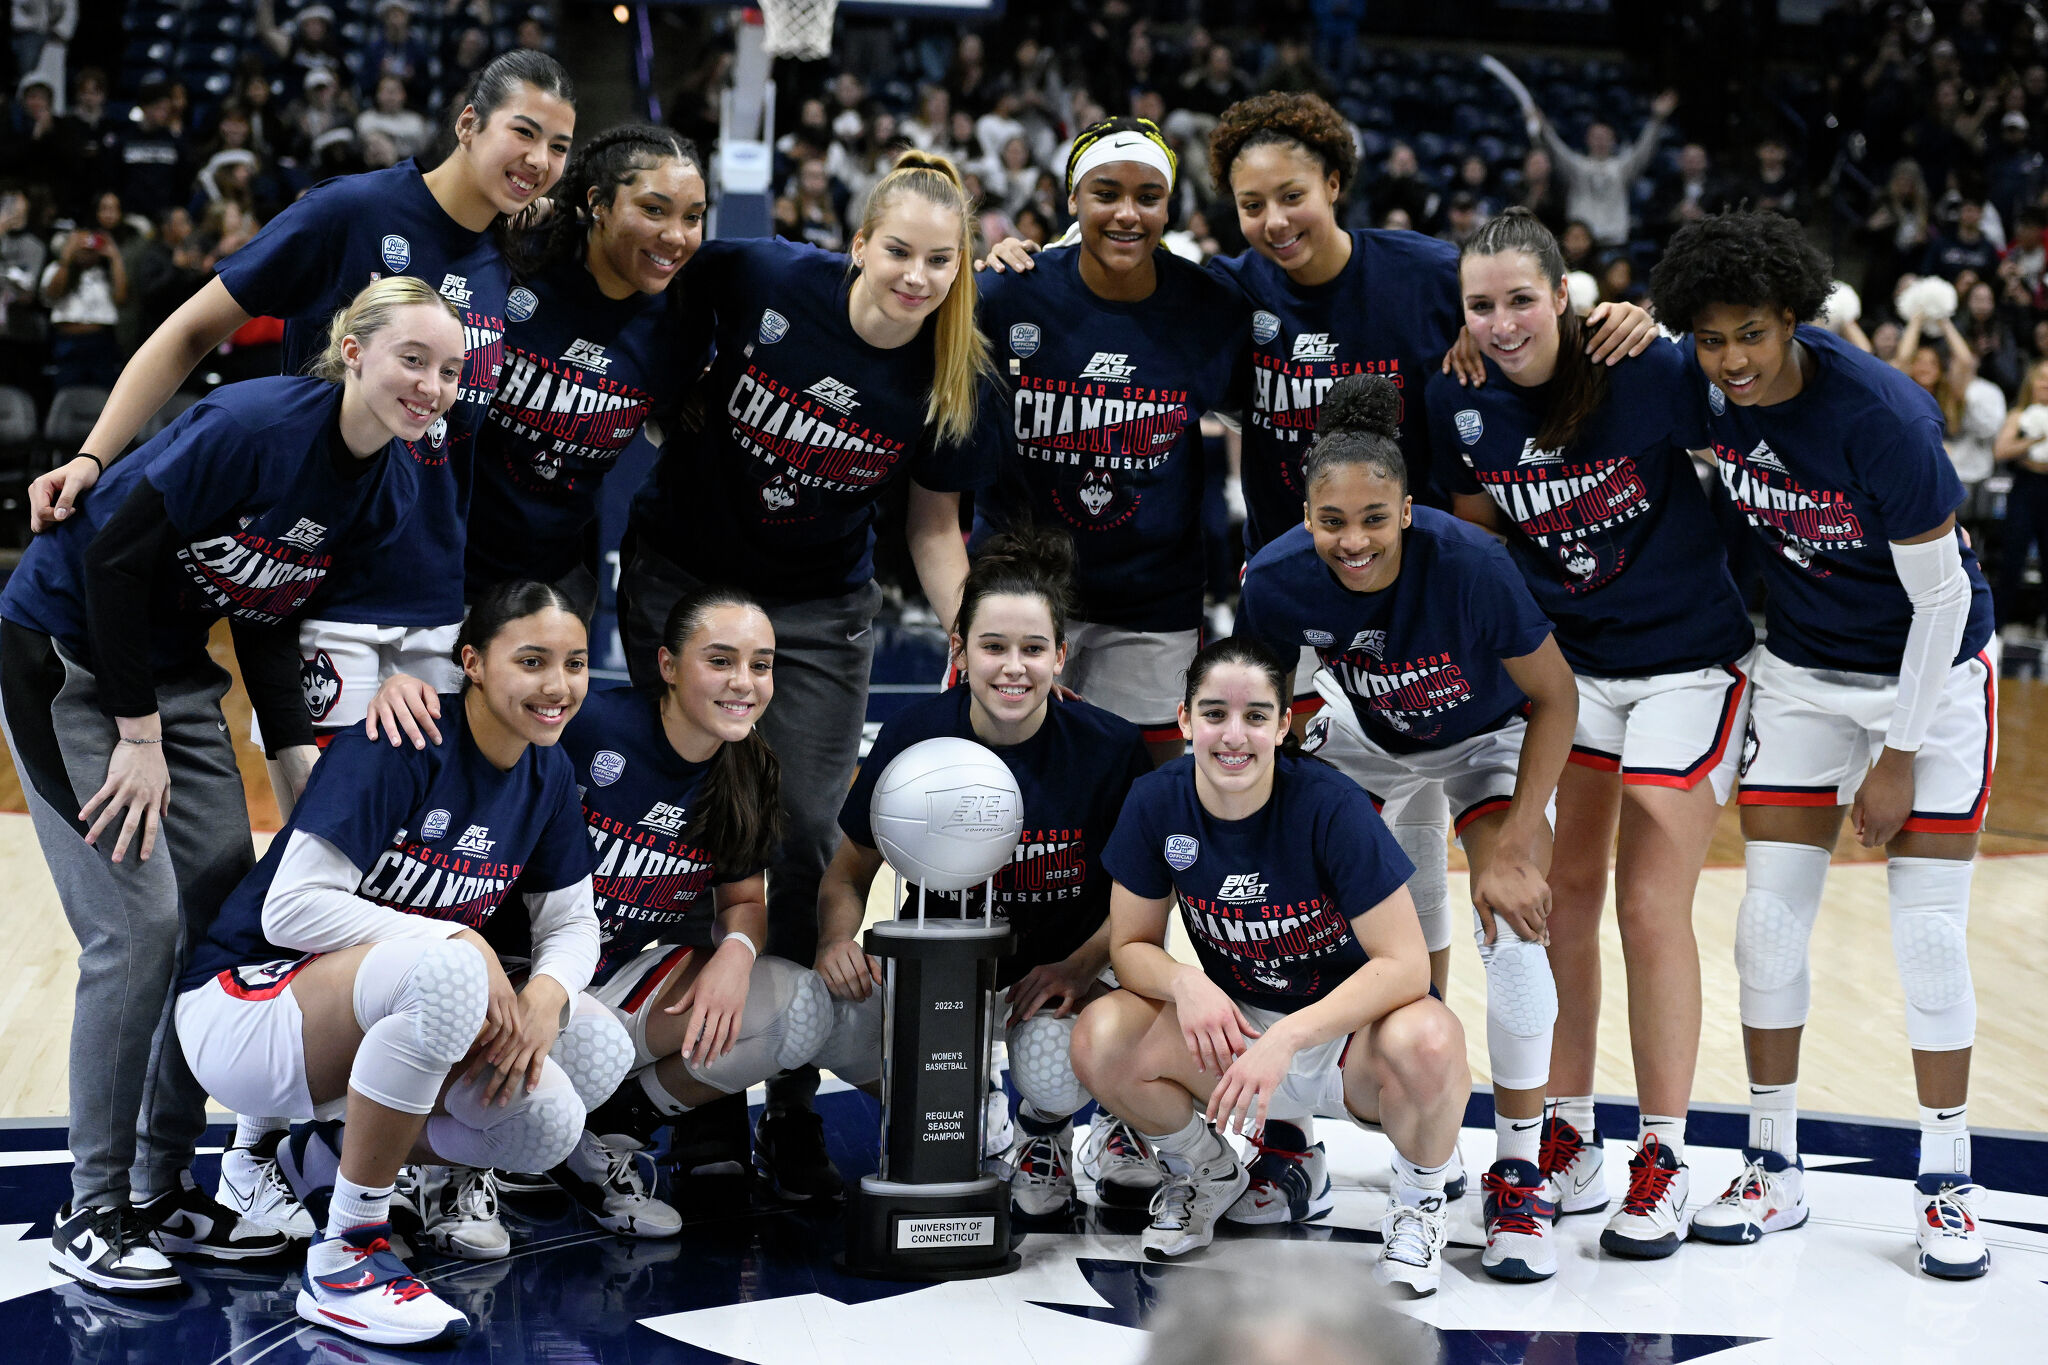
525, 876, 600, 999
1885, 532, 1973, 753
261, 830, 467, 953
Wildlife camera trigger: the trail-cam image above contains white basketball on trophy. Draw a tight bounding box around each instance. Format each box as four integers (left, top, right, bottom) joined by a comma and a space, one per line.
869, 737, 1024, 891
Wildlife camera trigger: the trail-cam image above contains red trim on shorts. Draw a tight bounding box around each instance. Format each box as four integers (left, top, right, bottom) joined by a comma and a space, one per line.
621, 946, 694, 1014
1291, 693, 1326, 717
1453, 796, 1512, 834
1737, 786, 1839, 808
1140, 722, 1185, 743
1568, 744, 1621, 772
313, 732, 340, 750
1623, 663, 1749, 791
1899, 650, 1997, 835
215, 955, 318, 1002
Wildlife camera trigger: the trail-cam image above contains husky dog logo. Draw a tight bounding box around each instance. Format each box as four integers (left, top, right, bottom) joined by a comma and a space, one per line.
380, 234, 411, 271
760, 476, 797, 512
1164, 835, 1199, 870
1078, 471, 1114, 517
1562, 544, 1599, 579
590, 750, 626, 787
759, 309, 790, 344
1455, 409, 1484, 445
1251, 966, 1292, 992
1009, 323, 1041, 358
1303, 714, 1332, 751
506, 287, 538, 323
421, 809, 452, 842
301, 650, 343, 721
1739, 722, 1760, 777
424, 416, 448, 451
1778, 539, 1814, 569
1252, 310, 1281, 345
1383, 710, 1413, 732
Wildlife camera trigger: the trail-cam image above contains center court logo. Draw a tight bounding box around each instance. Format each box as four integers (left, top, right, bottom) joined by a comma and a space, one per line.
1291, 332, 1339, 362
803, 377, 861, 413
1079, 352, 1138, 382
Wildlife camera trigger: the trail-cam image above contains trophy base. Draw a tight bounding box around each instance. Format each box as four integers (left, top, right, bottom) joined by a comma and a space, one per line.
839, 1175, 1021, 1281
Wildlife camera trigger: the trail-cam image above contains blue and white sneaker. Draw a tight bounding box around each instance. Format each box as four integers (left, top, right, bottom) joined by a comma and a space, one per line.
1480, 1158, 1557, 1282
1224, 1122, 1333, 1225
1599, 1136, 1689, 1260
1689, 1148, 1808, 1244
297, 1222, 468, 1347
278, 1119, 347, 1227
1540, 1113, 1607, 1216
1913, 1174, 1988, 1280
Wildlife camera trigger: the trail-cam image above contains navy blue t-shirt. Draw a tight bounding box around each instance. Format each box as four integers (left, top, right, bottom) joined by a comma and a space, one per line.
1236, 509, 1554, 753
1689, 325, 1994, 673
973, 247, 1248, 631
1209, 230, 1463, 555
217, 160, 510, 628
1426, 339, 1754, 677
1099, 753, 1414, 1012
841, 687, 1152, 989
1, 376, 411, 676
467, 258, 706, 592
631, 237, 994, 600
556, 686, 758, 984
181, 697, 594, 990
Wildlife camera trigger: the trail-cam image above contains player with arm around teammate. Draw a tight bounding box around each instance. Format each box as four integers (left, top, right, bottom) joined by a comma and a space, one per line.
1072, 637, 1469, 1295
0, 277, 465, 1293
172, 581, 630, 1346
1650, 211, 1998, 1279
810, 528, 1156, 1215
1427, 208, 1756, 1261
1236, 374, 1578, 1282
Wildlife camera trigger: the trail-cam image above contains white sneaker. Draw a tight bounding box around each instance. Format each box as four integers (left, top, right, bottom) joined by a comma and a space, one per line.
556, 1132, 683, 1239
1143, 1155, 1249, 1260
1689, 1148, 1808, 1245
1540, 1112, 1608, 1215
1224, 1122, 1332, 1225
1374, 1197, 1450, 1295
1008, 1127, 1077, 1217
1914, 1174, 1989, 1279
1079, 1113, 1167, 1209
1599, 1136, 1690, 1260
415, 1167, 510, 1261
983, 1084, 1015, 1161
297, 1222, 468, 1347
218, 1136, 316, 1240
1480, 1158, 1557, 1282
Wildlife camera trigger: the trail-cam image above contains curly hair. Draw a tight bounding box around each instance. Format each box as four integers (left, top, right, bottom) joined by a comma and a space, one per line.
1650, 209, 1835, 333
1208, 92, 1359, 195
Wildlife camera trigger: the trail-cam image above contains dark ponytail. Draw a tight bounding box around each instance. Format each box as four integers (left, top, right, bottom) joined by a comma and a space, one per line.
659, 586, 783, 874
956, 525, 1077, 646
431, 49, 576, 166
511, 122, 702, 277
454, 579, 584, 688
1460, 206, 1607, 453
1301, 373, 1408, 496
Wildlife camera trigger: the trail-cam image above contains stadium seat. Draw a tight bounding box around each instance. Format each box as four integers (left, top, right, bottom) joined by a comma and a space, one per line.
43, 387, 109, 454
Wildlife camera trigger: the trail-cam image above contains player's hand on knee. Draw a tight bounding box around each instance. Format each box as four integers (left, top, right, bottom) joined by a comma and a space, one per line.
1171, 968, 1261, 1075
1584, 300, 1658, 364
82, 728, 171, 864
453, 929, 522, 1069
976, 236, 1039, 273
29, 455, 100, 533
1003, 956, 1094, 1028
1207, 1036, 1290, 1139
1440, 325, 1488, 387
1852, 746, 1917, 848
1474, 858, 1552, 945
815, 936, 880, 1002
484, 977, 568, 1105
669, 946, 750, 1062
365, 672, 442, 748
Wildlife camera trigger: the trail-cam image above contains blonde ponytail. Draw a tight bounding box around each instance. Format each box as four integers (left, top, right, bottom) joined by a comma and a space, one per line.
854, 148, 992, 446
308, 275, 463, 383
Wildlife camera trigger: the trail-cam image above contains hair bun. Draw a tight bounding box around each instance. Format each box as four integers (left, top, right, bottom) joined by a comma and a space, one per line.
976, 525, 1076, 585
1319, 373, 1401, 440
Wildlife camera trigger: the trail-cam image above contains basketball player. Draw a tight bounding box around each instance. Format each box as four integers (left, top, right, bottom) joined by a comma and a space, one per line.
1237, 374, 1575, 1282
1651, 211, 1996, 1280
973, 117, 1249, 765
1427, 209, 1754, 1261
0, 279, 465, 1293
1075, 637, 1468, 1295
812, 528, 1156, 1217
173, 581, 629, 1346
615, 150, 995, 1197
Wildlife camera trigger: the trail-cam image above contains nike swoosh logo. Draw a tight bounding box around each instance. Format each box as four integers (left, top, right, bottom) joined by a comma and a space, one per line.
846, 627, 871, 642
319, 1269, 376, 1291
1510, 1120, 1541, 1131
1936, 1108, 1965, 1121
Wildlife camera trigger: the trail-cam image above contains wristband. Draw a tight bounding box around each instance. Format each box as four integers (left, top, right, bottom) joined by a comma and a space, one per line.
718, 930, 760, 960
77, 452, 103, 472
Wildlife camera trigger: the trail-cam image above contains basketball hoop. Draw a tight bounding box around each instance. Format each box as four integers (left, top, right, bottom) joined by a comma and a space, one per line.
755, 0, 837, 61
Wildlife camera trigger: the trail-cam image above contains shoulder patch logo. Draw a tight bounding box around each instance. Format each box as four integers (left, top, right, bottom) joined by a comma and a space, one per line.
1164, 835, 1199, 871
1303, 628, 1335, 647
380, 234, 411, 272
1009, 323, 1041, 358
421, 809, 451, 842
506, 287, 538, 323
1252, 310, 1281, 345
1707, 382, 1727, 415
759, 309, 790, 345
590, 750, 626, 787
1455, 409, 1484, 445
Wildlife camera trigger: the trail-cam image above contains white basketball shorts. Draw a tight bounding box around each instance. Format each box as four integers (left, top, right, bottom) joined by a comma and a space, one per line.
1061, 619, 1200, 742
1569, 663, 1750, 804
1305, 671, 1535, 838
251, 619, 464, 748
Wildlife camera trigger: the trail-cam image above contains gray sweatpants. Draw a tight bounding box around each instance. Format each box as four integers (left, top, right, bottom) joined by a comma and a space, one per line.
0, 623, 255, 1207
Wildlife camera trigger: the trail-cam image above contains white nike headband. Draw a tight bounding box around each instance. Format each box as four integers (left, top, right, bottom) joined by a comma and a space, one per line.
1068, 131, 1177, 195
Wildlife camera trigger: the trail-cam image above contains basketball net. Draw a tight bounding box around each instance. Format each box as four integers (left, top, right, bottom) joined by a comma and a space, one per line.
757, 0, 837, 61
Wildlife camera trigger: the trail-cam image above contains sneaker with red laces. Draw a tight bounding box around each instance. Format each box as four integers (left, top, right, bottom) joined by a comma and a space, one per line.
1539, 1113, 1607, 1216
296, 1222, 468, 1346
1224, 1121, 1333, 1225
1689, 1147, 1808, 1244
1480, 1158, 1557, 1281
1598, 1135, 1689, 1260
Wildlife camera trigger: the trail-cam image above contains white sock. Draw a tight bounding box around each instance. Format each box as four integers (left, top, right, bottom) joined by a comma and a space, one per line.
1554, 1094, 1596, 1137
640, 1068, 693, 1117
1497, 1110, 1542, 1166
1748, 1082, 1798, 1159
326, 1174, 393, 1238
1638, 1113, 1686, 1162
234, 1116, 289, 1149
1141, 1112, 1227, 1174
1918, 1103, 1971, 1177
1391, 1151, 1451, 1206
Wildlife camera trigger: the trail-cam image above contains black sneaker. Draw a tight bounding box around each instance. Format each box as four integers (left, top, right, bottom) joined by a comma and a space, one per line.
135, 1171, 291, 1261
50, 1201, 182, 1294
753, 1107, 845, 1201
666, 1091, 752, 1178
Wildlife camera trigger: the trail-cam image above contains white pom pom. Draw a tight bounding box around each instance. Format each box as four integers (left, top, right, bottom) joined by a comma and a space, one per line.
1899, 275, 1958, 322
1565, 270, 1599, 315
2019, 404, 2048, 440
1821, 280, 1861, 328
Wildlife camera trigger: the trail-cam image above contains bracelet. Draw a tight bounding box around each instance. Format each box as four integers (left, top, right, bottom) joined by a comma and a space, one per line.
77, 452, 103, 472
718, 930, 760, 960
117, 735, 162, 745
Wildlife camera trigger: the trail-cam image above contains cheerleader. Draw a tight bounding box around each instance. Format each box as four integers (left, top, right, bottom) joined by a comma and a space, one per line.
1236, 375, 1578, 1283
616, 149, 995, 1195
1073, 636, 1468, 1296
0, 277, 464, 1293
973, 117, 1248, 765
811, 528, 1155, 1215
172, 580, 627, 1346
1427, 207, 1756, 1261
1651, 211, 1997, 1280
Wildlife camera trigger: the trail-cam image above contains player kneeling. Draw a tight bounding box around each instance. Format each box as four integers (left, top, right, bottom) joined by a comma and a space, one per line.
1072, 639, 1469, 1294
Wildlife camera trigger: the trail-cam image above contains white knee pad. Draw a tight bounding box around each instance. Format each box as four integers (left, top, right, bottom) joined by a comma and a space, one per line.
1391, 808, 1452, 954
552, 994, 636, 1109
1473, 917, 1557, 1092
812, 990, 884, 1087
1006, 1012, 1086, 1118
1889, 857, 1977, 1051
429, 1056, 585, 1173
677, 957, 834, 1094
1734, 841, 1830, 1030
348, 938, 489, 1115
